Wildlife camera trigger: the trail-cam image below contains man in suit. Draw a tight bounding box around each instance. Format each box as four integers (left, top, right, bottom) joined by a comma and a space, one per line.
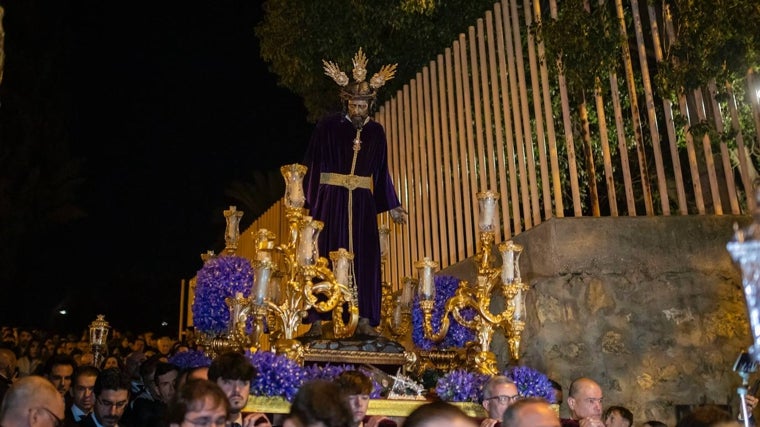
208, 352, 270, 427
64, 366, 99, 426
78, 368, 130, 427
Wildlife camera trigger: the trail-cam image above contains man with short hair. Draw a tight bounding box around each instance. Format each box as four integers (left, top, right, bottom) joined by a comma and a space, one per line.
0, 375, 66, 427
480, 376, 520, 427
562, 377, 605, 427
603, 406, 633, 427
44, 354, 77, 397
79, 368, 130, 427
64, 365, 99, 426
126, 362, 178, 427
502, 397, 561, 427
208, 352, 270, 427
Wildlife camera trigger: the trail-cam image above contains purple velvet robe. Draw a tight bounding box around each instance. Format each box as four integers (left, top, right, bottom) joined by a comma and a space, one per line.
303, 113, 401, 326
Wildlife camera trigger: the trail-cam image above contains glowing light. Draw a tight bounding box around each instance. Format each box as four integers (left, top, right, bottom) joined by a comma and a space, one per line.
58, 309, 67, 315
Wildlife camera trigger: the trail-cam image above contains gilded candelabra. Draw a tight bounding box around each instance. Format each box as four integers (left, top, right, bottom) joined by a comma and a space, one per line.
226, 164, 359, 362
417, 190, 529, 374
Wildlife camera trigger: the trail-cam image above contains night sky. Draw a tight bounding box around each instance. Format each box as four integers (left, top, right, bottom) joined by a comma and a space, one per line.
1, 1, 313, 335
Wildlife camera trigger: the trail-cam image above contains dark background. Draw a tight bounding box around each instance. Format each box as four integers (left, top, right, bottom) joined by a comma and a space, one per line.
0, 0, 313, 336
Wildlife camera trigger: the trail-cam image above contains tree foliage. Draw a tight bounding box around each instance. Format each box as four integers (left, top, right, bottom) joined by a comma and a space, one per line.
657, 0, 760, 99
256, 0, 497, 122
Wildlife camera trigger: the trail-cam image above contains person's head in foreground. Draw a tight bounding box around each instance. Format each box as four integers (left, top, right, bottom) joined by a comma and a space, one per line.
166, 378, 231, 427
502, 397, 561, 427
335, 370, 373, 427
284, 380, 354, 427
482, 375, 520, 421
404, 400, 478, 427
0, 375, 66, 427
675, 405, 741, 427
603, 406, 633, 427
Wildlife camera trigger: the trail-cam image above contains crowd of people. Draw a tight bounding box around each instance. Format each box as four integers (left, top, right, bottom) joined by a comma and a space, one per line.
0, 326, 754, 427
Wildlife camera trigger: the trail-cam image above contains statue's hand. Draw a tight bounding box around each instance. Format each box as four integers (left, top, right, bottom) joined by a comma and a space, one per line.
390, 206, 408, 225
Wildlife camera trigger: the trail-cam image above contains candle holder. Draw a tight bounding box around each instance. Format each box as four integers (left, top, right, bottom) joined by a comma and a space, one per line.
416, 190, 529, 374
230, 164, 359, 362
381, 276, 416, 339
88, 314, 110, 368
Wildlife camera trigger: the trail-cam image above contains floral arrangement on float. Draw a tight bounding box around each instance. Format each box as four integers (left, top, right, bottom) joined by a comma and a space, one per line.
435, 365, 555, 403
244, 350, 383, 401
411, 275, 476, 350
192, 255, 254, 335
168, 349, 212, 370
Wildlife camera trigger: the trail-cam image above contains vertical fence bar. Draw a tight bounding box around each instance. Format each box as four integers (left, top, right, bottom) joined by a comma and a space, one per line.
726, 83, 756, 211
504, 1, 529, 228
631, 0, 669, 215
431, 58, 451, 267
485, 9, 507, 242
494, 3, 519, 236
648, 3, 688, 215
461, 32, 478, 255
422, 67, 441, 262
454, 38, 474, 260
549, 0, 582, 216
615, 0, 652, 215
469, 25, 487, 251
532, 0, 564, 218
444, 48, 461, 263
693, 87, 723, 214
510, 0, 539, 226
522, 0, 551, 221
707, 81, 740, 214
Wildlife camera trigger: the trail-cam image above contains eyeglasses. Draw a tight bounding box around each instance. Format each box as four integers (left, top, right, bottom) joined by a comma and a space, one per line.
183, 416, 230, 426
485, 394, 521, 404
34, 407, 63, 427
96, 398, 129, 409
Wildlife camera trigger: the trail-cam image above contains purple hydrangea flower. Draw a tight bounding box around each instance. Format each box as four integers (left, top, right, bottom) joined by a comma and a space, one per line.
168, 350, 212, 370
246, 350, 305, 401
192, 255, 254, 334
435, 369, 489, 402
505, 366, 555, 403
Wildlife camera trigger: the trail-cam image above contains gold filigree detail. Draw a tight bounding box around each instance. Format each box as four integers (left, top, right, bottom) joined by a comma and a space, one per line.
352, 47, 368, 82
322, 60, 349, 87
370, 63, 398, 89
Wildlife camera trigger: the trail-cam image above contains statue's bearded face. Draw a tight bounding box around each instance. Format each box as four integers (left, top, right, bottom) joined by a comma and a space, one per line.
347, 98, 370, 129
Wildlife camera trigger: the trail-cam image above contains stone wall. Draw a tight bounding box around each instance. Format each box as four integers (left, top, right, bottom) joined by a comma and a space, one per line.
441, 215, 754, 426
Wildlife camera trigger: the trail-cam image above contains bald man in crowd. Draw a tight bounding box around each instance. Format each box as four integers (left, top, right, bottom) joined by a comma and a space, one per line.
0, 375, 65, 427
562, 377, 605, 427
502, 398, 561, 427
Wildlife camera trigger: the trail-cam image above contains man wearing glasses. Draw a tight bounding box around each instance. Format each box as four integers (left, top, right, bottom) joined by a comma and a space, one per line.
0, 375, 65, 427
480, 376, 520, 427
79, 368, 130, 427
